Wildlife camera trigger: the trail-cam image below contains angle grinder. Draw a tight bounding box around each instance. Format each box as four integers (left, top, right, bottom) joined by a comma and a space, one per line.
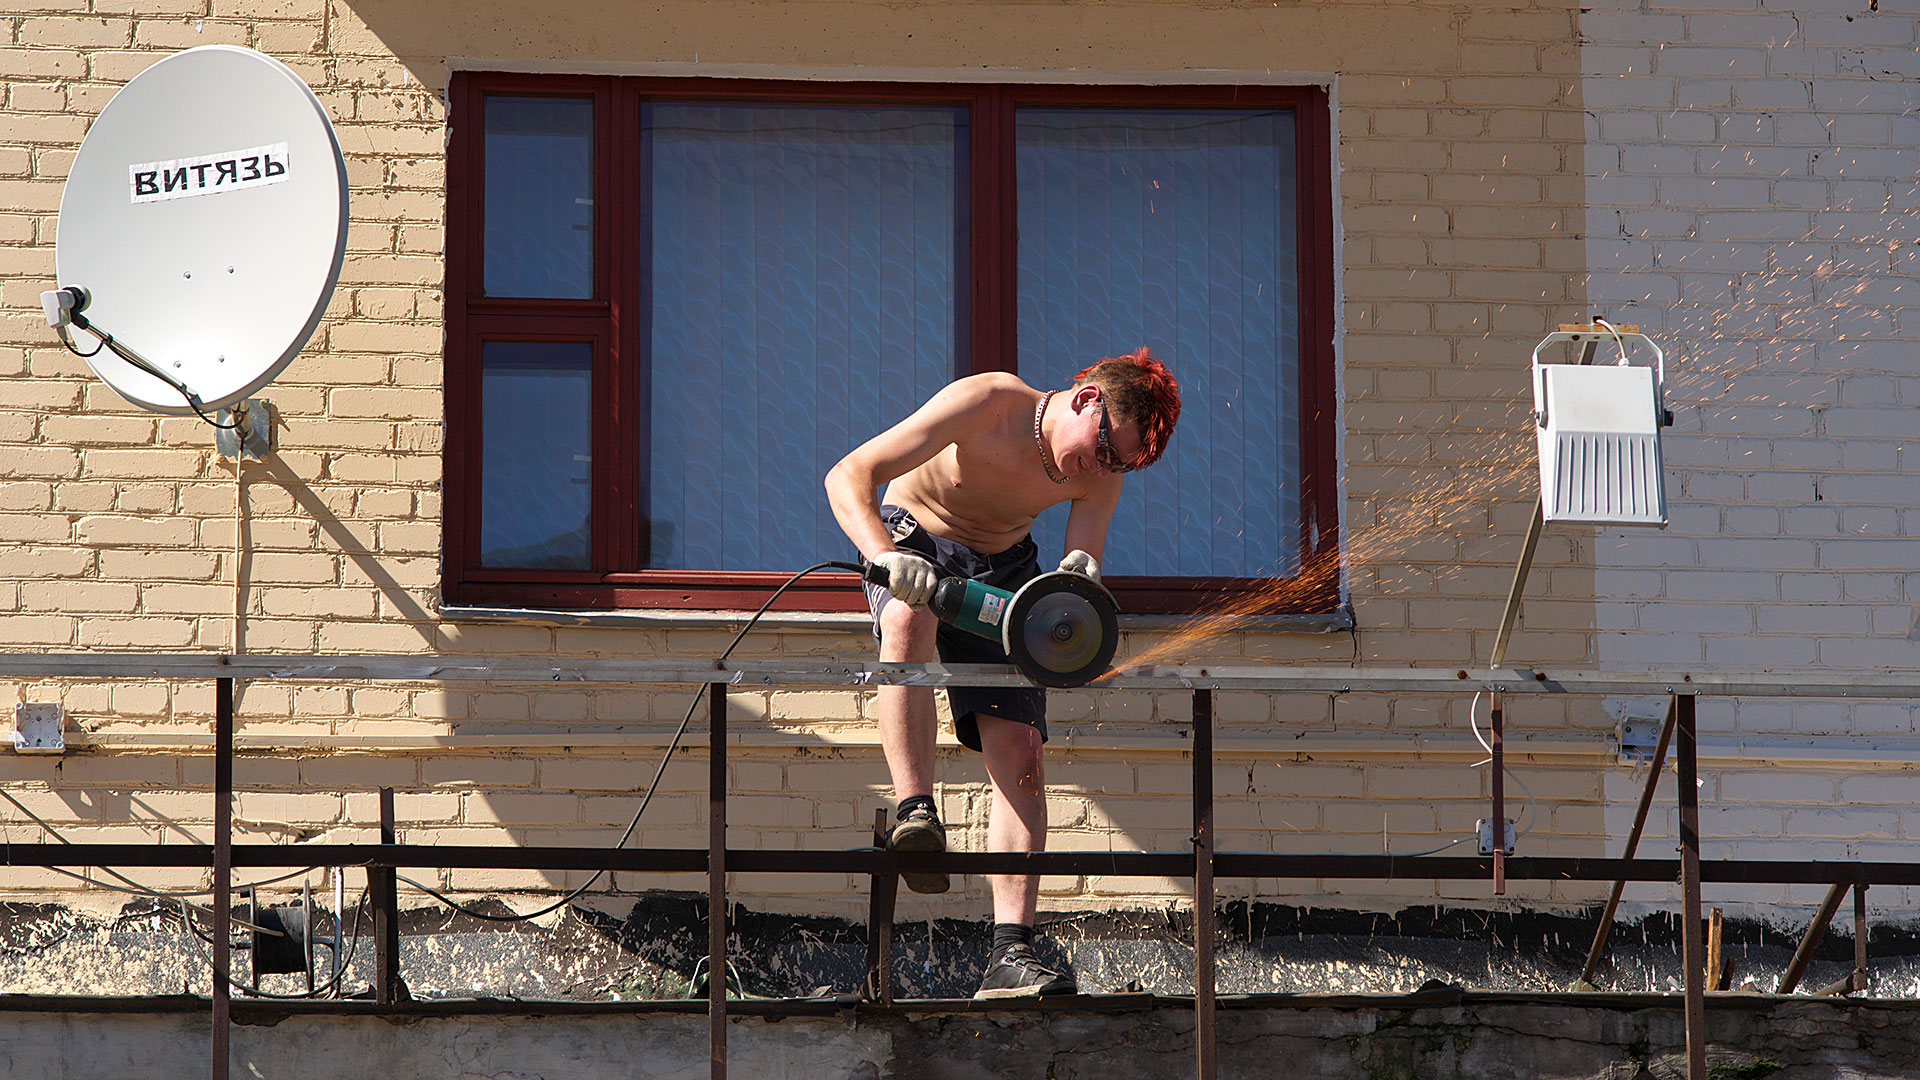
858, 563, 1120, 688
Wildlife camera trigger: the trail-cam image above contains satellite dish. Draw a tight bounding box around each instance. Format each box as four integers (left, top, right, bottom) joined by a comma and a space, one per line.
49, 45, 347, 415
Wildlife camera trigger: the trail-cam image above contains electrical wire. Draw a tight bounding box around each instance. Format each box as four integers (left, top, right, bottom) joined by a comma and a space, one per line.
396, 560, 863, 923
1591, 315, 1630, 366
179, 882, 371, 999
55, 325, 104, 358
4, 755, 367, 997
8, 564, 865, 927
0, 787, 322, 901
57, 316, 239, 429
1463, 690, 1540, 839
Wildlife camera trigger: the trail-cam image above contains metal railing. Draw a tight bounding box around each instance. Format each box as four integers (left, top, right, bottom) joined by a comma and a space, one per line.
5, 653, 1920, 1080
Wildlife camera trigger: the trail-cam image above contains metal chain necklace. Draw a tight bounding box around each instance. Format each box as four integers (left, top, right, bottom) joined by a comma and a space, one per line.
1034, 390, 1069, 484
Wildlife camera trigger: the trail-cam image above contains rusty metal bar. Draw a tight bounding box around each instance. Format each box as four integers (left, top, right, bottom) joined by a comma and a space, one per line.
1192, 688, 1216, 1080
212, 677, 233, 1080
1676, 695, 1705, 1080
863, 809, 897, 1004
1490, 501, 1545, 670
374, 788, 403, 1004
1490, 338, 1599, 669
1490, 690, 1506, 896
15, 841, 1920, 888
708, 681, 728, 1080
1810, 883, 1872, 998
1854, 884, 1869, 993
1776, 883, 1849, 994
1579, 695, 1679, 986
16, 652, 1920, 699
16, 844, 1920, 885
1706, 908, 1724, 992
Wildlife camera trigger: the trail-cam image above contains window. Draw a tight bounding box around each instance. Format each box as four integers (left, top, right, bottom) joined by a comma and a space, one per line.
446, 76, 1336, 613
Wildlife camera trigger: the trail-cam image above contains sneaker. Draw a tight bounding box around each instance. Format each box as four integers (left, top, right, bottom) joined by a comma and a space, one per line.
886, 806, 949, 894
973, 943, 1078, 999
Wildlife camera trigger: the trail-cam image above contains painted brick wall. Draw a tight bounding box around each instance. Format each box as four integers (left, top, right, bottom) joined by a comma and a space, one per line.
1582, 0, 1920, 681
0, 0, 1913, 931
1575, 0, 1920, 919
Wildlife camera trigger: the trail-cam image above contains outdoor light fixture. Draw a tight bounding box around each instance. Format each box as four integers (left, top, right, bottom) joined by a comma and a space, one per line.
1491, 322, 1671, 668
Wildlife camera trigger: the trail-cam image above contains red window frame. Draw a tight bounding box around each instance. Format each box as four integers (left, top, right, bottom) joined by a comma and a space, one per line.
445, 73, 1338, 614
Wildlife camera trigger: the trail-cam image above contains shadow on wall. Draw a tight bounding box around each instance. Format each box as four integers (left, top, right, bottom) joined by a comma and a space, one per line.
258, 453, 435, 629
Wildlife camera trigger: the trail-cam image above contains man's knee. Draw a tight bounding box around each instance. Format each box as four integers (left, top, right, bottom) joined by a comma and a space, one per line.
978, 717, 1045, 792
877, 598, 938, 660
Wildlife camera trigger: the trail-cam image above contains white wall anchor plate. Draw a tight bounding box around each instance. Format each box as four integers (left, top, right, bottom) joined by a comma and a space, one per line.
12, 703, 64, 754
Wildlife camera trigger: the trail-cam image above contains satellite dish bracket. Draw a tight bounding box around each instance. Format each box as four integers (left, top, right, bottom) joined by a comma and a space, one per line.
50, 302, 238, 430
215, 398, 273, 461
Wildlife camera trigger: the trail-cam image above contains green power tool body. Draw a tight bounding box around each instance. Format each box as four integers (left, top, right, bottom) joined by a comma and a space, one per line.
862, 562, 1120, 688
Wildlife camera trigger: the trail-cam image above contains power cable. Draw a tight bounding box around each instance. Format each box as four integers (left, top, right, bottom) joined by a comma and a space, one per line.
396, 561, 862, 922
0, 787, 321, 901
179, 883, 371, 1000
55, 314, 238, 429
1465, 690, 1539, 839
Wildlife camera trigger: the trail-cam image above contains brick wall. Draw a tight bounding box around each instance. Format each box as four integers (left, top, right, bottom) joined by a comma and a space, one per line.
0, 0, 1914, 929
1575, 0, 1920, 918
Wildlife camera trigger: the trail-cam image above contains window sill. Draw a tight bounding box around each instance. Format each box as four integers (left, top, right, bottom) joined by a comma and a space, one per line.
439, 604, 1356, 635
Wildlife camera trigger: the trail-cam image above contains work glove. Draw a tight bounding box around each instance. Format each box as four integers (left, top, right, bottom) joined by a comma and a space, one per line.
872, 551, 939, 608
1058, 549, 1100, 582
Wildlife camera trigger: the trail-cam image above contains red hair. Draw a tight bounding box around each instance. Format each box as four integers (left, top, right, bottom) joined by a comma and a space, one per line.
1072, 347, 1181, 469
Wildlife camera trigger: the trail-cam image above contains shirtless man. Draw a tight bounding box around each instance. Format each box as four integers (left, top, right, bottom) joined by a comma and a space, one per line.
824, 348, 1181, 998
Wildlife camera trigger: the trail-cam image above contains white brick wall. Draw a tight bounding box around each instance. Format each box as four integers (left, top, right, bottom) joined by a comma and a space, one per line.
1582, 0, 1920, 753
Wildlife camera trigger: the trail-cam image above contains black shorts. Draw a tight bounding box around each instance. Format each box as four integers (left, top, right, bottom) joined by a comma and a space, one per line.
863, 505, 1046, 752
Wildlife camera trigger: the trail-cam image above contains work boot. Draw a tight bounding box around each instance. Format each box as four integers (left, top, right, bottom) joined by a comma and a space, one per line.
973, 943, 1078, 999
886, 805, 949, 894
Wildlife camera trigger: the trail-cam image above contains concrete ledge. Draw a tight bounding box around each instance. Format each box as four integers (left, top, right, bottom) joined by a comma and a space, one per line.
4, 992, 1917, 1079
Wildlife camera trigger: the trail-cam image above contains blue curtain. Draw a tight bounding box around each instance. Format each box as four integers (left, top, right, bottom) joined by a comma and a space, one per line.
480, 341, 593, 568
484, 96, 593, 299
646, 104, 964, 571
1016, 109, 1301, 578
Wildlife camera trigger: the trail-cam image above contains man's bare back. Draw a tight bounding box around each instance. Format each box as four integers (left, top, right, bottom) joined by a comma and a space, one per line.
827, 372, 1137, 565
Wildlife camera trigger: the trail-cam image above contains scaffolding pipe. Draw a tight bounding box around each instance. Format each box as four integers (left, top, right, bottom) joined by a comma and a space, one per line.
863, 809, 897, 1004
708, 682, 728, 1080
213, 677, 233, 1080
1677, 696, 1705, 1080
1777, 882, 1850, 995
1491, 691, 1506, 895
1192, 688, 1217, 1080
10, 656, 1920, 1080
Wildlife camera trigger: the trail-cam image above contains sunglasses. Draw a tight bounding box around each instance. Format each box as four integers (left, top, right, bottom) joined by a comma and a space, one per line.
1096, 404, 1136, 474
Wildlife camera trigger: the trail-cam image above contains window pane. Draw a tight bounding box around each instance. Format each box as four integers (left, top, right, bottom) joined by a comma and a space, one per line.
485, 96, 593, 298
645, 104, 965, 571
481, 341, 592, 568
1016, 109, 1301, 578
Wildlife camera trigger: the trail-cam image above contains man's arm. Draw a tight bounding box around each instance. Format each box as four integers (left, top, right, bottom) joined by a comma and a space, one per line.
1059, 475, 1122, 569
825, 373, 1014, 562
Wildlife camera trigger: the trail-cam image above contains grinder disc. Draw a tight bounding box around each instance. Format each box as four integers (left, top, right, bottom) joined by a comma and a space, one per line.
1002, 571, 1119, 688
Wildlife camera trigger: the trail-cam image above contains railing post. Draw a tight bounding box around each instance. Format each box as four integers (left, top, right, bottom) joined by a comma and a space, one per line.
1676, 694, 1706, 1080
373, 787, 405, 1003
1191, 688, 1216, 1080
1852, 884, 1869, 994
212, 676, 233, 1080
709, 681, 728, 1080
1490, 690, 1506, 896
863, 808, 897, 1004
